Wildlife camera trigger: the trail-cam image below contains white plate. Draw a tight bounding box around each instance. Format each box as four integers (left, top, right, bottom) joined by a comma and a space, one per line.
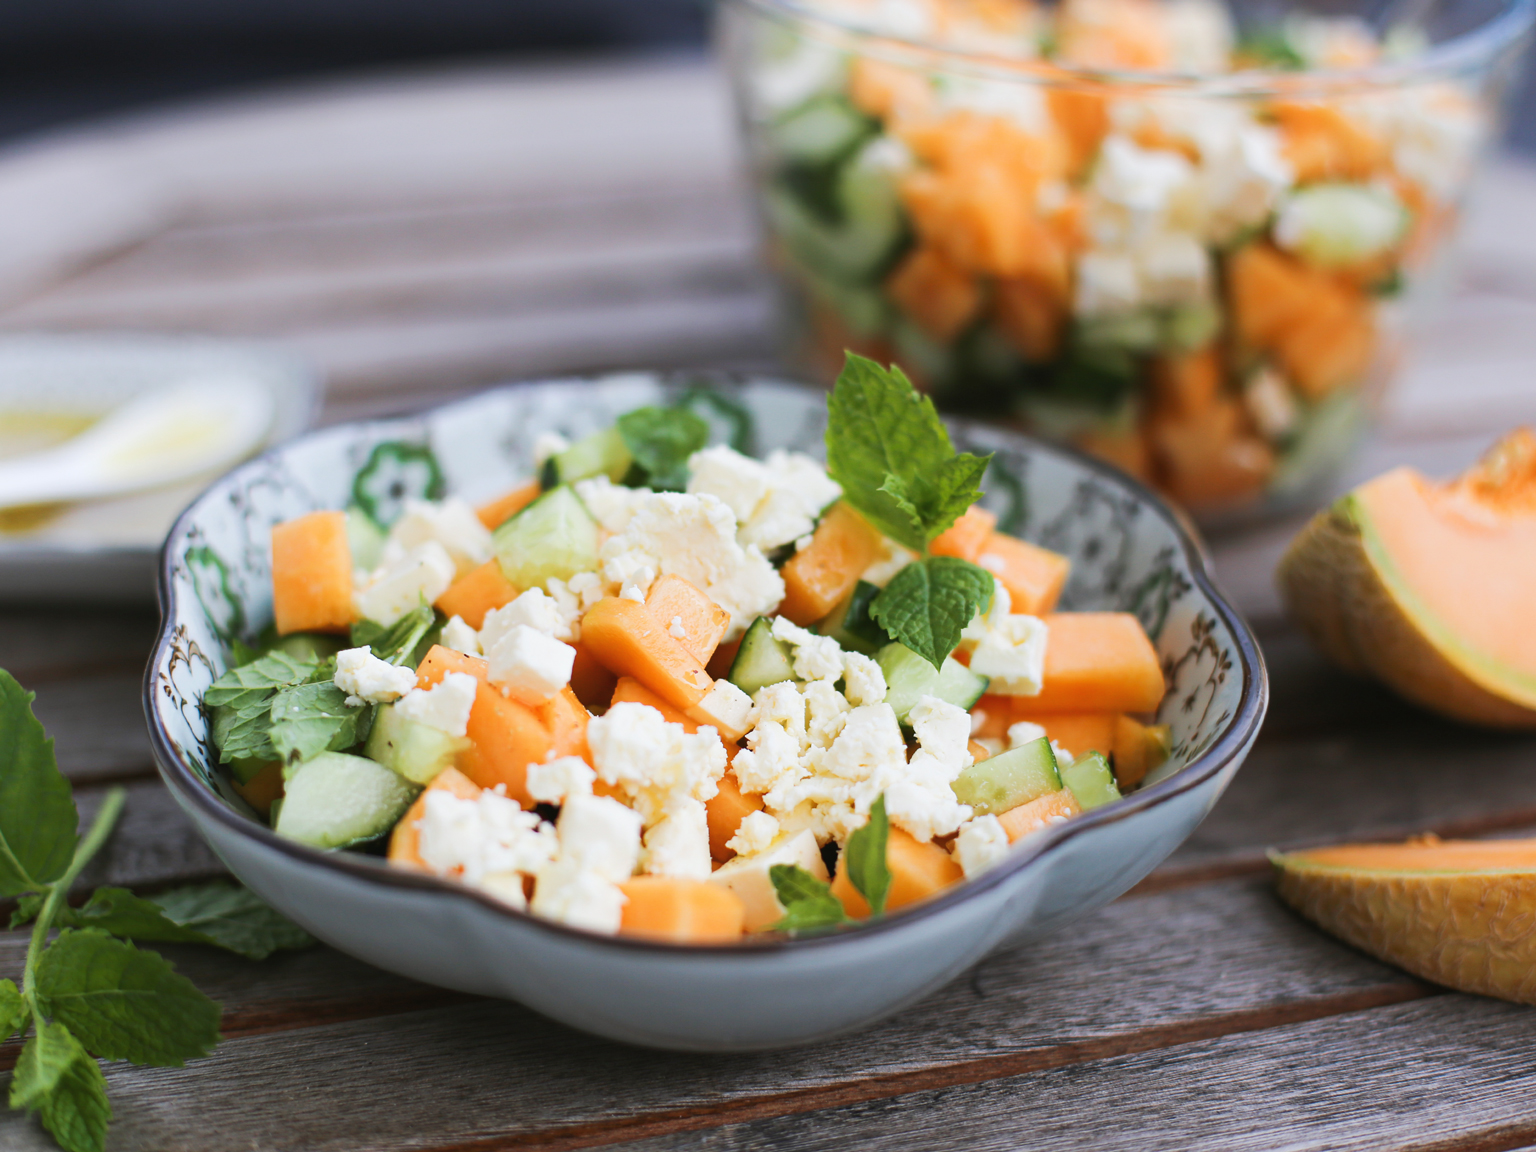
0, 334, 319, 603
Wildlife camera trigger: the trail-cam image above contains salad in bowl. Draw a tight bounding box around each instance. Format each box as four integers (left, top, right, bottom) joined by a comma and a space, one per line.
207, 355, 1172, 943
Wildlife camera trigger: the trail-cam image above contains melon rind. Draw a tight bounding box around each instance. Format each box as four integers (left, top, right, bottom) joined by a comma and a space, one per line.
1273, 853, 1536, 1004
1276, 493, 1536, 729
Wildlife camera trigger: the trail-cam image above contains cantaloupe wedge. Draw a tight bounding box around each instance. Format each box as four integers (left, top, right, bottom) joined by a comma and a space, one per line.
975, 532, 1070, 616
779, 502, 885, 625
930, 504, 997, 563
536, 686, 592, 763
1278, 429, 1536, 727
617, 877, 746, 943
476, 481, 541, 531
388, 766, 482, 871
435, 560, 519, 630
1011, 613, 1165, 715
886, 246, 982, 343
1273, 836, 1536, 1004
1025, 712, 1119, 759
831, 827, 963, 919
581, 597, 713, 713
706, 770, 763, 862
1113, 715, 1171, 790
1271, 102, 1388, 183
999, 788, 1082, 842
271, 511, 355, 635
645, 574, 730, 665
417, 645, 551, 804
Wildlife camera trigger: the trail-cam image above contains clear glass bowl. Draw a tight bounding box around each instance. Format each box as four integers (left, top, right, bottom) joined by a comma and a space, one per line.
719, 0, 1535, 521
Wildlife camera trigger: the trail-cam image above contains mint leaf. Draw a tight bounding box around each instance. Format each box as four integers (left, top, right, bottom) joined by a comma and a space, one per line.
268, 682, 371, 766
845, 794, 892, 917
768, 865, 850, 933
10, 1021, 111, 1152
150, 882, 316, 960
0, 978, 26, 1041
36, 929, 221, 1067
870, 556, 995, 669
825, 353, 992, 550
0, 670, 78, 897
617, 406, 710, 491
350, 601, 438, 666
211, 698, 278, 764
9, 892, 45, 929
203, 650, 318, 710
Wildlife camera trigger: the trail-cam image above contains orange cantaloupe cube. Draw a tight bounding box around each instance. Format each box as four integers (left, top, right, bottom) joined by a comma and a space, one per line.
706, 770, 763, 862
645, 574, 730, 665
581, 597, 712, 713
968, 739, 994, 763
930, 505, 998, 563
1046, 84, 1109, 176
1113, 715, 1170, 790
1272, 102, 1387, 183
1151, 346, 1222, 419
1150, 397, 1275, 507
1025, 712, 1120, 759
476, 481, 541, 531
992, 276, 1068, 362
779, 502, 885, 625
1227, 243, 1315, 348
1011, 613, 1165, 716
231, 761, 284, 820
617, 877, 746, 943
434, 560, 519, 630
975, 532, 1071, 616
886, 246, 982, 342
271, 510, 355, 635
388, 766, 482, 871
1275, 303, 1375, 401
969, 696, 1014, 741
832, 826, 963, 919
416, 645, 551, 805
999, 788, 1082, 842
848, 57, 934, 120
536, 686, 592, 763
568, 641, 619, 712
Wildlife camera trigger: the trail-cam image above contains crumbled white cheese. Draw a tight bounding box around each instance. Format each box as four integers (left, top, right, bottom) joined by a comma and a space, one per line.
726, 810, 781, 857
530, 862, 628, 935
540, 578, 585, 641
963, 590, 1049, 697
861, 540, 918, 587
771, 616, 845, 681
687, 678, 755, 742
525, 755, 596, 805
954, 814, 1011, 878
477, 870, 530, 911
707, 828, 826, 932
1244, 366, 1299, 442
439, 615, 482, 657
482, 587, 566, 645
641, 798, 712, 879
889, 696, 975, 843
565, 570, 606, 610
669, 615, 688, 640
416, 789, 557, 885
970, 708, 989, 736
532, 431, 571, 468
573, 475, 652, 534
795, 534, 815, 553
385, 498, 493, 579
354, 542, 456, 627
585, 701, 727, 826
550, 793, 643, 882
1007, 721, 1048, 749
598, 491, 784, 638
395, 671, 478, 738
620, 583, 646, 603
484, 625, 575, 703
841, 652, 887, 708
334, 646, 419, 706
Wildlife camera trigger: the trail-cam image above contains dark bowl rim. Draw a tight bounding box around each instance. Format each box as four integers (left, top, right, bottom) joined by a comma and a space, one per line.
144, 372, 1269, 959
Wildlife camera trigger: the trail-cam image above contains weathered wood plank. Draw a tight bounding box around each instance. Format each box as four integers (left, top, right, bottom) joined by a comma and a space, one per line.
607, 996, 1536, 1152
26, 673, 157, 784
0, 878, 1428, 1151
72, 780, 226, 895
0, 608, 156, 683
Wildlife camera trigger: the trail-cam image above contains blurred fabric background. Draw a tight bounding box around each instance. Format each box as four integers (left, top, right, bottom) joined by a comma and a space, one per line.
2, 0, 1532, 152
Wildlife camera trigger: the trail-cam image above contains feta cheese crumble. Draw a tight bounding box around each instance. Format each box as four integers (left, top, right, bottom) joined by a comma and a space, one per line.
334, 646, 418, 706
526, 755, 596, 805
484, 625, 575, 703
384, 497, 492, 578
354, 542, 456, 628
954, 814, 1010, 878
395, 671, 477, 738
416, 790, 558, 888
586, 701, 727, 827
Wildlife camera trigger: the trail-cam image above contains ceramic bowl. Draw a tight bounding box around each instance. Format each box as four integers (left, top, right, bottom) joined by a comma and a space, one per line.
144, 373, 1267, 1052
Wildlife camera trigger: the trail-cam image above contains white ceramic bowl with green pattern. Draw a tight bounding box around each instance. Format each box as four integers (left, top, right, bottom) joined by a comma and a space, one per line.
144, 374, 1267, 1052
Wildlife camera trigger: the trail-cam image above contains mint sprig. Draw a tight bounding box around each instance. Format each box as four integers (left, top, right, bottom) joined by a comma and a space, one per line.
1, 669, 314, 1152
825, 354, 997, 668
617, 406, 710, 491
770, 795, 894, 933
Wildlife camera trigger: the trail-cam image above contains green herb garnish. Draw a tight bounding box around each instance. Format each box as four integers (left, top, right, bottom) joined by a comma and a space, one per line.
769, 794, 894, 933
825, 353, 996, 668
350, 600, 438, 667
617, 405, 711, 491
0, 669, 313, 1152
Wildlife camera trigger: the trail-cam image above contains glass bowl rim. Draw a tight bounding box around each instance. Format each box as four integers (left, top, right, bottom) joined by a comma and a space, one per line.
723, 0, 1536, 97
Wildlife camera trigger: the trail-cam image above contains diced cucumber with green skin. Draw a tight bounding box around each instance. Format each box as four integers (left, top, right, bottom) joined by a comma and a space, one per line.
770, 95, 875, 166
274, 751, 420, 849
539, 426, 634, 489
728, 616, 798, 696
767, 138, 907, 285
817, 580, 890, 655
877, 643, 990, 725
951, 736, 1062, 816
1061, 751, 1122, 810
365, 703, 469, 786
346, 505, 387, 570
493, 484, 599, 590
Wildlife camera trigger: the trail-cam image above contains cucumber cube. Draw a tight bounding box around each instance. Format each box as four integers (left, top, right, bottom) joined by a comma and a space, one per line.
540, 426, 633, 488
877, 642, 989, 725
727, 616, 797, 696
817, 580, 890, 655
492, 484, 599, 590
1061, 751, 1122, 811
951, 737, 1061, 816
366, 702, 469, 786
274, 751, 420, 850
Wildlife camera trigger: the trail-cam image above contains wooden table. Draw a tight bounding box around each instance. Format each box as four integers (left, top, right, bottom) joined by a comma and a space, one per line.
4, 56, 1536, 1152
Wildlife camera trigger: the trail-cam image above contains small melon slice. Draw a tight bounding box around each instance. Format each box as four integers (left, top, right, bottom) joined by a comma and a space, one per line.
617, 877, 746, 944
1277, 430, 1536, 728
1010, 613, 1165, 716
1273, 836, 1536, 1004
831, 827, 963, 919
779, 502, 886, 625
271, 511, 355, 635
435, 559, 518, 630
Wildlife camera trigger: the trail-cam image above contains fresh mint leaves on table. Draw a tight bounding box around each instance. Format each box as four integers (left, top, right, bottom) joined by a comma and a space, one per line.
770, 795, 893, 933
0, 670, 314, 1152
617, 405, 711, 491
826, 353, 997, 668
